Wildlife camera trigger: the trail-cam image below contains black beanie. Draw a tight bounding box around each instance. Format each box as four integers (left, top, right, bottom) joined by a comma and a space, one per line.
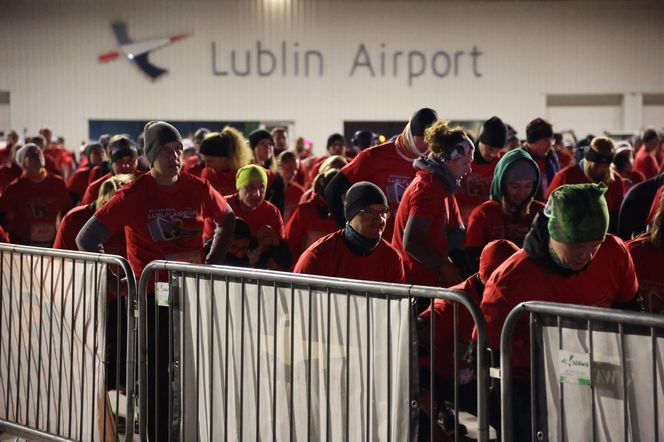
143, 121, 181, 165
108, 136, 138, 162
353, 130, 375, 149
327, 133, 345, 148
526, 118, 553, 144
344, 181, 388, 222
194, 127, 210, 142
83, 141, 102, 158
199, 133, 230, 158
248, 129, 273, 149
410, 108, 438, 136
479, 116, 507, 148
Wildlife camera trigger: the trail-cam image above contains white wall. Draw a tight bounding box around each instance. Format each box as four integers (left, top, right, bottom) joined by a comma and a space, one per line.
0, 0, 663, 152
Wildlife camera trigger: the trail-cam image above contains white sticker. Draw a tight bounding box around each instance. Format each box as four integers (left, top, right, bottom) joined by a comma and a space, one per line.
155, 282, 170, 307
559, 350, 591, 386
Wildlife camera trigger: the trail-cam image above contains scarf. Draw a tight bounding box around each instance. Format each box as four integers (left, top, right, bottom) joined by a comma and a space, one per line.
395, 122, 427, 160
413, 154, 460, 193
343, 223, 380, 256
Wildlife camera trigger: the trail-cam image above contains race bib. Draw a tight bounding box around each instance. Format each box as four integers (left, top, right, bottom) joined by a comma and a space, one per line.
30, 223, 56, 243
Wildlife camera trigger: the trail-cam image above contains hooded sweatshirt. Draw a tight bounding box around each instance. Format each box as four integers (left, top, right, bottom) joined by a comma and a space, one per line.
466, 149, 544, 269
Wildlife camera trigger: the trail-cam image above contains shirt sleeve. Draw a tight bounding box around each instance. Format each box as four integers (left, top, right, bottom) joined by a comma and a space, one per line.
447, 195, 464, 230
479, 281, 511, 350
465, 205, 488, 248
94, 189, 136, 233
614, 239, 639, 303
200, 181, 230, 221
293, 247, 321, 276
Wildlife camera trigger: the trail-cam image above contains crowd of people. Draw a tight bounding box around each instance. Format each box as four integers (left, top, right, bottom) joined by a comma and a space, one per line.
0, 110, 663, 440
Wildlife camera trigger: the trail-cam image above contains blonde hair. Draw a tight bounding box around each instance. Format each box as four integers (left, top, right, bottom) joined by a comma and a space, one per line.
318, 155, 347, 176
424, 120, 468, 156
313, 168, 340, 200
96, 174, 134, 209
651, 191, 664, 249
218, 126, 252, 171
583, 137, 616, 184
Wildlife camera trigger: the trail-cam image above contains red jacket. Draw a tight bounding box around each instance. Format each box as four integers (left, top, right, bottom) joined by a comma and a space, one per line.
634, 149, 660, 180
627, 236, 664, 314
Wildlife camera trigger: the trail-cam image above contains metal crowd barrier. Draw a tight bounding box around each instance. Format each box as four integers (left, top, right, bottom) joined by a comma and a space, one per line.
500, 301, 664, 442
137, 261, 490, 442
0, 244, 137, 442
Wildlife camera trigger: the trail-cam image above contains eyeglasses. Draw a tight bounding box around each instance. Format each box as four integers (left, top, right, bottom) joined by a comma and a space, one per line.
360, 207, 391, 220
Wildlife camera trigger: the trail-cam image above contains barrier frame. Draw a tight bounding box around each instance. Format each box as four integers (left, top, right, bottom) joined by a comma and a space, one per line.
0, 243, 138, 442
499, 301, 664, 442
137, 260, 490, 442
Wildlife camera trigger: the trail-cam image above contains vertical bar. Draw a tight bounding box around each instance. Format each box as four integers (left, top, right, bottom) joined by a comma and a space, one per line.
306, 287, 313, 441
175, 271, 182, 442
272, 281, 278, 442
289, 284, 295, 442
79, 261, 88, 440
256, 280, 262, 442
325, 287, 331, 442
195, 273, 201, 442
4, 251, 13, 420
239, 279, 246, 442
35, 255, 45, 429
46, 256, 55, 430
0, 250, 4, 418
453, 300, 459, 442
154, 270, 161, 441
24, 254, 35, 424
386, 293, 391, 442
429, 298, 434, 442
223, 276, 230, 442
652, 326, 659, 442
345, 290, 350, 442
115, 264, 122, 432
558, 316, 564, 441
95, 263, 104, 442
619, 323, 628, 442
588, 320, 596, 442
365, 290, 371, 442
56, 256, 65, 434
15, 253, 25, 422
209, 276, 215, 442
68, 258, 76, 438
530, 314, 537, 442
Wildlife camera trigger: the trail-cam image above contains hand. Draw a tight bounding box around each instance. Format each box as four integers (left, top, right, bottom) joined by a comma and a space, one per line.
256, 225, 280, 249
439, 259, 462, 287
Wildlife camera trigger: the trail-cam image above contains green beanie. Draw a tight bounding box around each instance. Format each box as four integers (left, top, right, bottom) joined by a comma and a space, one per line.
236, 164, 268, 189
545, 183, 609, 244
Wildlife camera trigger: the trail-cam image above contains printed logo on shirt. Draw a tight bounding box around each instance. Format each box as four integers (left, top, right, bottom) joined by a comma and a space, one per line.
385, 175, 412, 206
28, 199, 55, 218
147, 207, 200, 242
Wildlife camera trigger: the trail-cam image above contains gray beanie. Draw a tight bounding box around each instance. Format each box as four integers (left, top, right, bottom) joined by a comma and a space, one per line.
15, 143, 40, 168
504, 158, 538, 183
143, 120, 182, 165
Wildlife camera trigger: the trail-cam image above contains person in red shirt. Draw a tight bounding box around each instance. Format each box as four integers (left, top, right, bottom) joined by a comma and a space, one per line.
391, 120, 473, 309
66, 141, 107, 204
199, 127, 253, 196
466, 148, 544, 272
521, 118, 560, 201
0, 143, 24, 194
285, 168, 340, 264
547, 136, 624, 233
418, 239, 519, 438
81, 135, 140, 205
205, 164, 291, 270
613, 142, 644, 193
480, 183, 640, 441
634, 128, 661, 180
552, 133, 574, 169
272, 127, 289, 157
276, 151, 305, 223
0, 130, 19, 166
302, 133, 347, 188
326, 108, 439, 240
456, 116, 506, 223
40, 128, 75, 178
627, 190, 664, 314
0, 143, 72, 246
76, 121, 235, 442
294, 181, 404, 284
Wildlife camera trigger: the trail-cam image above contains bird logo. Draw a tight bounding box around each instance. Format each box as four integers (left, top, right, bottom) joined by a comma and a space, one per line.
98, 21, 188, 79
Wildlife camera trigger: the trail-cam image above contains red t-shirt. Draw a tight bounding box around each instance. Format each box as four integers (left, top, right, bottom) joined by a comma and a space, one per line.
455, 158, 498, 224
204, 193, 284, 241
66, 166, 93, 200
556, 148, 574, 169
81, 172, 112, 205
293, 230, 405, 284
183, 155, 204, 177
466, 199, 545, 249
481, 234, 638, 381
547, 165, 624, 213
391, 169, 463, 286
284, 194, 338, 263
634, 149, 660, 180
200, 167, 237, 196
627, 236, 664, 314
44, 145, 75, 175
283, 181, 305, 224
0, 174, 72, 245
95, 172, 229, 278
341, 140, 418, 240
87, 165, 106, 184
420, 274, 481, 382
303, 155, 329, 188
0, 164, 22, 194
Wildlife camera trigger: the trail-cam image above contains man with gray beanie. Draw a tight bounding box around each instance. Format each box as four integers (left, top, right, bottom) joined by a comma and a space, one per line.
479, 182, 641, 441
294, 181, 404, 283
325, 107, 439, 240
76, 120, 236, 441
